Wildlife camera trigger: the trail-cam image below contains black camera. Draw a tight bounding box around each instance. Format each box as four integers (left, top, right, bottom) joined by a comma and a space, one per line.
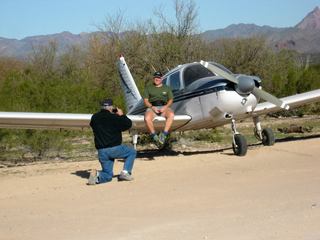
112, 108, 118, 113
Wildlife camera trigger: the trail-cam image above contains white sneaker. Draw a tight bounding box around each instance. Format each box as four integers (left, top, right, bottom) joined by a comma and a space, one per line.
118, 171, 134, 181
88, 169, 98, 185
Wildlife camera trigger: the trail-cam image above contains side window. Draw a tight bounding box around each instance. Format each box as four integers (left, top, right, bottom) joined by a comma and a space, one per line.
183, 64, 215, 87
169, 71, 181, 92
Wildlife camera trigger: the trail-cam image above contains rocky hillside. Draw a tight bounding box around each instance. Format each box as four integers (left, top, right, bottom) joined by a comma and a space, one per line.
201, 7, 320, 55
0, 31, 92, 59
1, 7, 320, 59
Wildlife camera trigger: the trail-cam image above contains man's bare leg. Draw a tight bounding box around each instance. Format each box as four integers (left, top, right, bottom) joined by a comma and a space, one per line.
163, 108, 174, 133
144, 110, 156, 134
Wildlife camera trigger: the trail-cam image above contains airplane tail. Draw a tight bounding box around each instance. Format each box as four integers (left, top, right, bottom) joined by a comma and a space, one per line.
118, 55, 142, 112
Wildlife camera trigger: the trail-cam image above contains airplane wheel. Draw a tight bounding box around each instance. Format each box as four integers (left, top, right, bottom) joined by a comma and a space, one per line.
232, 134, 247, 156
261, 128, 275, 146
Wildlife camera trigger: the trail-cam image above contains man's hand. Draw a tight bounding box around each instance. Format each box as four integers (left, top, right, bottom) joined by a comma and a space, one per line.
115, 108, 124, 116
151, 106, 160, 114
159, 106, 168, 113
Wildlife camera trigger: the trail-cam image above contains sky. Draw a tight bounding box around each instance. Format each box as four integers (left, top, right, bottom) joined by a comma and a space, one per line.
1, 0, 320, 40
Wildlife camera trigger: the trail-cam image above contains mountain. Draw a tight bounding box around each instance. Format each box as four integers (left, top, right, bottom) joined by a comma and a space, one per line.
0, 31, 92, 59
1, 7, 320, 59
295, 6, 320, 30
201, 23, 286, 41
201, 6, 320, 55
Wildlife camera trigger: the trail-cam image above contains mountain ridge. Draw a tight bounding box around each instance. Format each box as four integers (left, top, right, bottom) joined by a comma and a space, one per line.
1, 6, 320, 59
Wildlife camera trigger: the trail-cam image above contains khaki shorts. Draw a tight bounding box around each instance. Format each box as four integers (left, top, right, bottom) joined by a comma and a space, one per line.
146, 106, 172, 116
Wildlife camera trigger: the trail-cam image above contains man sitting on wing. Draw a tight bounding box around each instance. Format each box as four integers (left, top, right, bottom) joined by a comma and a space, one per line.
143, 71, 174, 146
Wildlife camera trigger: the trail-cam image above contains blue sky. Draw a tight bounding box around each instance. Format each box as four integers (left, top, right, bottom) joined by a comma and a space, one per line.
1, 0, 320, 39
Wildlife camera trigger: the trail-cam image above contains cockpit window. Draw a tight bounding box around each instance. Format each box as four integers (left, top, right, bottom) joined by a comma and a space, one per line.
183, 64, 215, 87
168, 71, 181, 91
209, 62, 233, 74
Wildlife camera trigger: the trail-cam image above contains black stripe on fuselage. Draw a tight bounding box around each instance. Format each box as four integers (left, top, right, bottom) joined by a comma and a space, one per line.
130, 85, 234, 115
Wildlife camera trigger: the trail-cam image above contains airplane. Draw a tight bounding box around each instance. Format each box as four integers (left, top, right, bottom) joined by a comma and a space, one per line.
1, 55, 320, 156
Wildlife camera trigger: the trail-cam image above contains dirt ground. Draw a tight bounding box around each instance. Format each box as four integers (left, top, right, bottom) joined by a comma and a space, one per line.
1, 136, 320, 240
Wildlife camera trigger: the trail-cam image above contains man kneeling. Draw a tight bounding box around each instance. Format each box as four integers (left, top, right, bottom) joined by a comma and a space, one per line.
88, 98, 136, 185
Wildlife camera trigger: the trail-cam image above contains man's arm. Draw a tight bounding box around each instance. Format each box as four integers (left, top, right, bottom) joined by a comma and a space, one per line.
144, 98, 160, 114
114, 108, 132, 131
159, 98, 173, 113
143, 98, 153, 108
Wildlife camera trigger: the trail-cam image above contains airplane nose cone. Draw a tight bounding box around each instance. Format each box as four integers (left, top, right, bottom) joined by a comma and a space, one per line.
236, 75, 255, 95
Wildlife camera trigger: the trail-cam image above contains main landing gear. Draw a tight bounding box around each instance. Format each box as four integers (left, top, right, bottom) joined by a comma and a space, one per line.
231, 116, 275, 156
253, 116, 275, 146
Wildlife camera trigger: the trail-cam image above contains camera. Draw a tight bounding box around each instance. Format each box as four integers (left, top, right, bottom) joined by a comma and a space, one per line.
112, 108, 118, 113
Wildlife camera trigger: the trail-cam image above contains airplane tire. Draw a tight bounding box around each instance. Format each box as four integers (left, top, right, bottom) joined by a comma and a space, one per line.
261, 128, 275, 146
232, 134, 247, 156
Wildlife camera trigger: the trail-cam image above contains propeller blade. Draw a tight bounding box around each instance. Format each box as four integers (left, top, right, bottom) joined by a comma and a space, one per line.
252, 87, 290, 110
200, 60, 290, 110
200, 60, 239, 84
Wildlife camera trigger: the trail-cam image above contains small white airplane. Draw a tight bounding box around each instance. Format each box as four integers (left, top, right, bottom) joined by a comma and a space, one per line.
1, 55, 320, 156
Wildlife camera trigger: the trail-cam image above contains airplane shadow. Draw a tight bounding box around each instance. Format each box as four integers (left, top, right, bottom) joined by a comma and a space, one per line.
71, 134, 320, 180
137, 133, 320, 159
275, 133, 320, 143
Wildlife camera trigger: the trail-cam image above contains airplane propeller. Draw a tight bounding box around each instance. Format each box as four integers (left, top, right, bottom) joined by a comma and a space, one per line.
200, 61, 289, 110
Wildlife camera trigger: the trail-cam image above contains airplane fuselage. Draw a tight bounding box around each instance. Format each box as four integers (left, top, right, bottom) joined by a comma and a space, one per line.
128, 85, 258, 132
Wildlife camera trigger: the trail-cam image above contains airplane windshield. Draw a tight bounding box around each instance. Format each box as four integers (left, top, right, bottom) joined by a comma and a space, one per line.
183, 64, 215, 87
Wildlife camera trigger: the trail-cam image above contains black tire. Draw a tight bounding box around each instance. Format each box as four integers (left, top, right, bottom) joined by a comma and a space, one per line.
232, 134, 247, 156
261, 128, 275, 146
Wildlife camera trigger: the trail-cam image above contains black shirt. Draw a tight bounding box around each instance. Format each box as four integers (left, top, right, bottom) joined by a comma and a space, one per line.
90, 110, 132, 149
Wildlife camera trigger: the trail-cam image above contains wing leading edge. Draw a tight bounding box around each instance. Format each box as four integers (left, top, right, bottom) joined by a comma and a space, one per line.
253, 89, 320, 116
0, 112, 93, 129
0, 111, 192, 132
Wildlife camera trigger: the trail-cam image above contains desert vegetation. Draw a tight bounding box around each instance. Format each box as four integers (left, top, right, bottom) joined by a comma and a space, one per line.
0, 0, 319, 163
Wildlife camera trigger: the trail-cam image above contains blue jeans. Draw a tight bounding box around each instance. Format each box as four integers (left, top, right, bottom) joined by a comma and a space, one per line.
97, 144, 136, 184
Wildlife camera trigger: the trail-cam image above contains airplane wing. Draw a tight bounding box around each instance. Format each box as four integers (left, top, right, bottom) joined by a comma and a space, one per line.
0, 111, 191, 132
128, 114, 192, 133
253, 89, 320, 116
0, 112, 92, 129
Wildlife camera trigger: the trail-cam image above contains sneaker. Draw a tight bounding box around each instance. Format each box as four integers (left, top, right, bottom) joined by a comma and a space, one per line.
158, 132, 168, 145
151, 134, 162, 148
88, 169, 98, 185
152, 134, 159, 142
118, 171, 134, 181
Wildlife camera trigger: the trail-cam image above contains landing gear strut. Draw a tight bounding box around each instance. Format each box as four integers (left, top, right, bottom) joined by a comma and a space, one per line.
253, 116, 275, 146
231, 119, 247, 156
131, 131, 138, 150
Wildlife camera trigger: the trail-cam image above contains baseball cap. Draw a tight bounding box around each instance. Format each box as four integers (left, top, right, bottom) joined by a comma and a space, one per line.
100, 98, 113, 107
153, 71, 163, 78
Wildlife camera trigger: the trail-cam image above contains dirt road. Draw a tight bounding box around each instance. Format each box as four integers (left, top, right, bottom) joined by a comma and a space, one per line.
1, 137, 320, 240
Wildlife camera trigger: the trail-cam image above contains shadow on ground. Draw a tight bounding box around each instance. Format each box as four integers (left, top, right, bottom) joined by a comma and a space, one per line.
71, 134, 320, 179
137, 134, 320, 159
71, 169, 120, 180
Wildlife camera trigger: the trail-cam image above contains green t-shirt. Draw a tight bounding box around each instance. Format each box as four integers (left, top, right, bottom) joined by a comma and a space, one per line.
143, 84, 173, 104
